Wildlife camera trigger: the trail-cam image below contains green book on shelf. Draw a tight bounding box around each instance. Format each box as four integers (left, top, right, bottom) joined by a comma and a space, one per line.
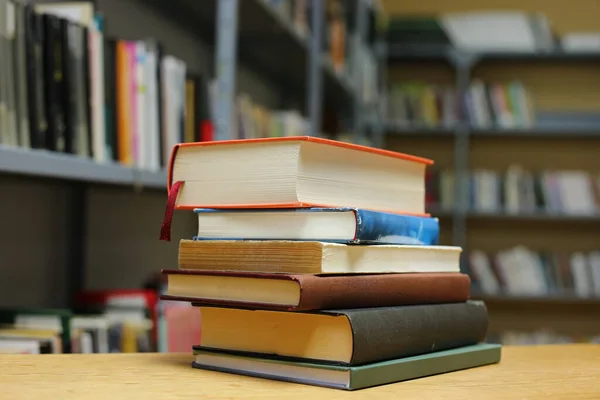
192, 343, 502, 391
0, 308, 73, 353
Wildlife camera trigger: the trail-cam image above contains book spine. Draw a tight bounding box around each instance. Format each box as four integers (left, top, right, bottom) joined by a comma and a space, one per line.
353, 209, 439, 245
296, 272, 470, 311
347, 301, 489, 365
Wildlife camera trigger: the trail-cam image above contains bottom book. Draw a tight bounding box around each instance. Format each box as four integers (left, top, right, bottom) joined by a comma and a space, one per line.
192, 343, 502, 390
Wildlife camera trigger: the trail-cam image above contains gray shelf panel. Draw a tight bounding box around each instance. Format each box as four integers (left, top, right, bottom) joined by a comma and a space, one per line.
471, 292, 600, 305
388, 45, 600, 64
384, 122, 600, 137
434, 208, 600, 221
135, 169, 168, 190
386, 123, 457, 136
0, 145, 167, 189
387, 44, 452, 62
468, 211, 600, 221
474, 50, 600, 63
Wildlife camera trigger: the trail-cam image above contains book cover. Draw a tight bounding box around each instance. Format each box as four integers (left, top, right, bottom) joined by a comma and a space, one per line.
193, 207, 439, 245
196, 301, 489, 366
192, 343, 502, 390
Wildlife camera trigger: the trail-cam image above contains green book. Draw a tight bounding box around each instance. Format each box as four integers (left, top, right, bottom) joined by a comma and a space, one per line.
192, 343, 501, 390
0, 308, 73, 353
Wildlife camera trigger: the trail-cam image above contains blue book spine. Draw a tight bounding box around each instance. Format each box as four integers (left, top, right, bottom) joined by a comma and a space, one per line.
352, 209, 439, 245
193, 208, 439, 246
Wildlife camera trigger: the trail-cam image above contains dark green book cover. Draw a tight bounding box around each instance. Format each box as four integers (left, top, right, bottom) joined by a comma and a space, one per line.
192, 343, 502, 390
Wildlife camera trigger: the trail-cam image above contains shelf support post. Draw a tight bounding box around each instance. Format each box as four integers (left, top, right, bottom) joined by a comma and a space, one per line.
453, 60, 472, 270
214, 0, 239, 141
306, 0, 324, 137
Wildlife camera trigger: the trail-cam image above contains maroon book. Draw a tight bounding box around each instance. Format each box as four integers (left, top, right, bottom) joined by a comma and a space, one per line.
160, 269, 471, 311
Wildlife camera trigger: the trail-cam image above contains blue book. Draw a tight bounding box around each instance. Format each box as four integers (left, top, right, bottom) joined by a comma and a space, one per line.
193, 208, 439, 245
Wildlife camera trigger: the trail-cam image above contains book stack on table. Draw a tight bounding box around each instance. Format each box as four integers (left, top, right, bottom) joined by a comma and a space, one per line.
159, 137, 501, 390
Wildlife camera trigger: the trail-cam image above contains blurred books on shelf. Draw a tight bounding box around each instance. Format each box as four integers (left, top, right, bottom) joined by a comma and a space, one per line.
386, 83, 459, 129
426, 166, 600, 217
464, 80, 534, 129
0, 0, 213, 170
468, 167, 600, 216
468, 246, 600, 298
231, 94, 309, 139
0, 289, 157, 354
386, 80, 535, 130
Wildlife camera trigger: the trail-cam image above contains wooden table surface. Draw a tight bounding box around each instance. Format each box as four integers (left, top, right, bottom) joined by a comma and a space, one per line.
1, 344, 599, 399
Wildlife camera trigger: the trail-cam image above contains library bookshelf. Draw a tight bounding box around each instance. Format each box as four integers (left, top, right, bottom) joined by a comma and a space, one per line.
385, 43, 600, 343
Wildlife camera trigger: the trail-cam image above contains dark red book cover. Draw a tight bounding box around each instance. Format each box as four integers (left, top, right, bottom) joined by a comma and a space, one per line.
160, 270, 471, 311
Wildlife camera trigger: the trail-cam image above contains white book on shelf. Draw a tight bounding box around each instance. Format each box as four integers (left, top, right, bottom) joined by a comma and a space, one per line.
556, 171, 596, 215
0, 339, 41, 354
135, 41, 147, 170
504, 165, 522, 214
440, 11, 553, 52
161, 56, 186, 163
561, 33, 600, 52
1, 0, 19, 147
470, 250, 500, 294
90, 19, 106, 162
144, 41, 161, 171
587, 252, 600, 296
496, 246, 547, 295
570, 252, 593, 297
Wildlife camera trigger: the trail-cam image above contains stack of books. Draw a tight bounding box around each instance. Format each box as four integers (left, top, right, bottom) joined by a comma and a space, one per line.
159, 136, 501, 390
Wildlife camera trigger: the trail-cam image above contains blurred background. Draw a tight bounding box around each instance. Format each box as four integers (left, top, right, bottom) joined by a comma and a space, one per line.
1, 0, 600, 354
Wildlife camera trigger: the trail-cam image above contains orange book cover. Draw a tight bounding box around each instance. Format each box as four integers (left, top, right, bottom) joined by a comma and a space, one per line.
116, 41, 132, 165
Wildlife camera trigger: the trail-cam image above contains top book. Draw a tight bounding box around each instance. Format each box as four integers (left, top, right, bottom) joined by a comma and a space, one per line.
167, 137, 433, 214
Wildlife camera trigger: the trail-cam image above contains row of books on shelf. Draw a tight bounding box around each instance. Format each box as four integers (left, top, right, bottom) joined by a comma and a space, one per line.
427, 167, 600, 215
468, 246, 600, 298
0, 1, 212, 171
386, 80, 534, 129
0, 287, 205, 354
0, 1, 335, 169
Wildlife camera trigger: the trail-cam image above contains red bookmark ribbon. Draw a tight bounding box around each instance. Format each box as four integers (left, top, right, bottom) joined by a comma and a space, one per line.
159, 181, 184, 241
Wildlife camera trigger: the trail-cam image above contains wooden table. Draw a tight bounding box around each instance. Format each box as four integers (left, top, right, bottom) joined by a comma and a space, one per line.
1, 344, 599, 399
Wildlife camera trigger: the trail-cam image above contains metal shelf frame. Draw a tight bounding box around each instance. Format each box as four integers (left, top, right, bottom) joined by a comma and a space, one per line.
387, 46, 600, 268
212, 0, 383, 140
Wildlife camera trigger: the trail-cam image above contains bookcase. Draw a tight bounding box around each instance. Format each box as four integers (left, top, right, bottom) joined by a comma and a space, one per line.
0, 0, 387, 314
382, 0, 600, 344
